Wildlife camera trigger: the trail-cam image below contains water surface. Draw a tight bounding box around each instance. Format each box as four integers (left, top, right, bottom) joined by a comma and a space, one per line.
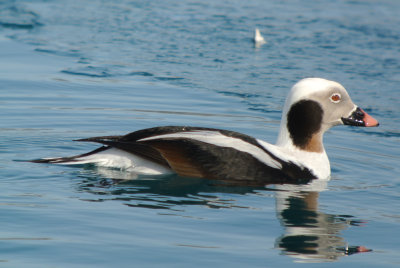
0, 0, 399, 267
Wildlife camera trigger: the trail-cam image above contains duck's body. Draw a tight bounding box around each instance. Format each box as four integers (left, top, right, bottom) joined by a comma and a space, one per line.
33, 78, 379, 183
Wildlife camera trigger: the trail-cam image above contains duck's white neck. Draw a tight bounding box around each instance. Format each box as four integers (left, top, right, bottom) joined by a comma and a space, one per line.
275, 117, 291, 148
275, 118, 330, 180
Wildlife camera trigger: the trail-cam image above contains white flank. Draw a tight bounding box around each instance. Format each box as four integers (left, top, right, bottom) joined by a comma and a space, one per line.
57, 148, 172, 175
139, 131, 282, 169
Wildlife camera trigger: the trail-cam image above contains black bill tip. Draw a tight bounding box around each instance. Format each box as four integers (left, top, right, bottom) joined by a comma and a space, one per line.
341, 107, 379, 127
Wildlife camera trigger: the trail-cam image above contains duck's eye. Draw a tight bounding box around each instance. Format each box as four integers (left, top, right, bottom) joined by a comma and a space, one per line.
330, 93, 341, 103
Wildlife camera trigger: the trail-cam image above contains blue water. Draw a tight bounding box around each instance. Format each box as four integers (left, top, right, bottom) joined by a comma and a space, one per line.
1, 0, 400, 267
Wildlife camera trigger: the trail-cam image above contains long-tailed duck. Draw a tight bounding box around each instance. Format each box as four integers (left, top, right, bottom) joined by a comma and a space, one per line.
32, 78, 379, 184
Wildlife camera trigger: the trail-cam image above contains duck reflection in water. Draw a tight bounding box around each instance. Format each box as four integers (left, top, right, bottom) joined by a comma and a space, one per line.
274, 182, 370, 262
76, 168, 371, 262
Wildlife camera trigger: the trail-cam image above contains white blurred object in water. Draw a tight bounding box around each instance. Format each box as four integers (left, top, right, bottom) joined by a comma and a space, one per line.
254, 28, 266, 47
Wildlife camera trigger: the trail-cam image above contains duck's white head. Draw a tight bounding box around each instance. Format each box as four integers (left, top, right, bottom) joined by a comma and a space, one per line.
276, 78, 379, 153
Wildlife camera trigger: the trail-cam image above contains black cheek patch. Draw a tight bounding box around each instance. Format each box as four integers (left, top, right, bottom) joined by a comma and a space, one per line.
287, 100, 323, 149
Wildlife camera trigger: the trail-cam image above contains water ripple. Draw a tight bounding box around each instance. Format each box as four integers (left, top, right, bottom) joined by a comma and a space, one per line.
0, 4, 42, 29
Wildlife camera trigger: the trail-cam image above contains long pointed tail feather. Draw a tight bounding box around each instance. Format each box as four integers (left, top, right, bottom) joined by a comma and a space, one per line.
74, 135, 123, 143
30, 146, 109, 164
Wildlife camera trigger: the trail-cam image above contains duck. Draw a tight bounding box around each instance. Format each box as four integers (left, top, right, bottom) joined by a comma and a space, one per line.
32, 78, 379, 184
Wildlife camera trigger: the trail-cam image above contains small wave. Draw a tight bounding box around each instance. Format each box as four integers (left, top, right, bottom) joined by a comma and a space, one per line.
217, 90, 262, 99
338, 22, 399, 40
35, 48, 81, 58
155, 76, 184, 81
129, 71, 154, 77
0, 4, 41, 29
213, 58, 225, 63
61, 66, 111, 78
349, 128, 400, 139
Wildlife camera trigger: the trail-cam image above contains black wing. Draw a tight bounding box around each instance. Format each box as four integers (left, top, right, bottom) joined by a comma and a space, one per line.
71, 126, 316, 184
